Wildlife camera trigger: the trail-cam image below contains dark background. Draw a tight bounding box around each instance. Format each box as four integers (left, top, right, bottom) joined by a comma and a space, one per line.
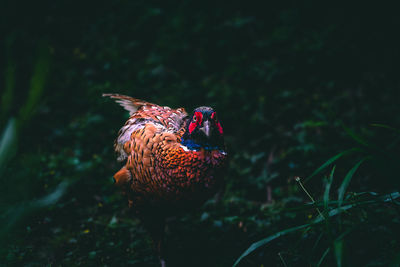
1, 1, 400, 266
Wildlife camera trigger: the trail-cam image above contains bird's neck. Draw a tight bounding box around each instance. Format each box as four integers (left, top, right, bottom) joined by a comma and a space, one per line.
181, 138, 223, 151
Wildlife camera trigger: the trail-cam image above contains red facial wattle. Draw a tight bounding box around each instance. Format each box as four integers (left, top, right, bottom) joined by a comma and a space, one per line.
189, 111, 203, 134
211, 112, 223, 135
188, 122, 196, 134
216, 122, 223, 135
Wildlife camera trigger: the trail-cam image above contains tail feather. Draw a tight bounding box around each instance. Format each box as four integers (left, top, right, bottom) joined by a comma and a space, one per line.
102, 93, 152, 115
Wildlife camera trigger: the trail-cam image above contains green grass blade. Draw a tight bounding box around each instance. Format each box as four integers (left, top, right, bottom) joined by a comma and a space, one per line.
342, 124, 369, 147
232, 223, 311, 267
18, 42, 51, 125
338, 158, 367, 206
390, 250, 400, 265
0, 181, 69, 242
314, 203, 353, 223
317, 247, 330, 267
1, 36, 16, 119
234, 203, 357, 266
334, 239, 343, 267
233, 192, 395, 267
312, 232, 325, 253
305, 148, 358, 183
0, 118, 17, 176
370, 123, 400, 134
324, 166, 335, 211
333, 229, 352, 267
306, 191, 399, 210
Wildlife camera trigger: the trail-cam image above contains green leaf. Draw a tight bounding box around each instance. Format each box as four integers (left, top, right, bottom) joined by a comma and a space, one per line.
307, 191, 400, 209
234, 204, 356, 267
334, 230, 353, 267
338, 158, 367, 206
305, 148, 359, 183
370, 123, 400, 135
390, 250, 400, 266
314, 203, 353, 223
334, 239, 343, 267
0, 118, 17, 176
317, 247, 330, 267
342, 123, 370, 147
35, 181, 69, 207
18, 42, 51, 124
324, 166, 335, 211
0, 181, 69, 243
232, 223, 310, 267
1, 36, 16, 118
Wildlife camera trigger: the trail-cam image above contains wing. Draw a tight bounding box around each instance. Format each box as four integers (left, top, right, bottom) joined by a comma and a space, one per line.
113, 123, 181, 206
103, 93, 188, 161
102, 93, 150, 115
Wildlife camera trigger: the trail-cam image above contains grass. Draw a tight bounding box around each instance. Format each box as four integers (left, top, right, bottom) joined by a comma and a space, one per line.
234, 136, 400, 266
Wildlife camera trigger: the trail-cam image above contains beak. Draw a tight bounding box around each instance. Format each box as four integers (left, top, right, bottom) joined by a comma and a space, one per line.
200, 120, 211, 137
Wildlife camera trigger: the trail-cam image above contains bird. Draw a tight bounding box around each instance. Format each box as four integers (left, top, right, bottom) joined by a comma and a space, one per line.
103, 94, 227, 266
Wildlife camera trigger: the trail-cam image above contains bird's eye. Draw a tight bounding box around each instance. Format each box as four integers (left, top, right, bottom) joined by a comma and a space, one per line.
192, 115, 197, 122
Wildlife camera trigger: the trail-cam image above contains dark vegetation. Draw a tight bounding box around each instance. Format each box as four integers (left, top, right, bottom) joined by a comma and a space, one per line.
1, 1, 400, 266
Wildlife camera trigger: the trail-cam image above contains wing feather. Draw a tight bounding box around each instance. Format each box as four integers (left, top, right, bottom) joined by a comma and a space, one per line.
102, 93, 151, 115
103, 93, 188, 162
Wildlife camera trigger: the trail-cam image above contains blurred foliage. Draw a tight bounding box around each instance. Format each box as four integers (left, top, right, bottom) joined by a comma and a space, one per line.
1, 0, 400, 266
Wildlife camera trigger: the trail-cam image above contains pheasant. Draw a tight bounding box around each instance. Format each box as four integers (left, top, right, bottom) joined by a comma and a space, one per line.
103, 94, 227, 266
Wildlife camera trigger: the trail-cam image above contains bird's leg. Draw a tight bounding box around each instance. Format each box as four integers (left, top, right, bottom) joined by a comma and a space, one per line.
266, 185, 273, 203
143, 215, 167, 267
155, 235, 167, 267
154, 223, 167, 267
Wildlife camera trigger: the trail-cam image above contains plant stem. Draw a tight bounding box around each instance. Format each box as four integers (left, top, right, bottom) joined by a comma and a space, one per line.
295, 176, 325, 220
278, 252, 288, 267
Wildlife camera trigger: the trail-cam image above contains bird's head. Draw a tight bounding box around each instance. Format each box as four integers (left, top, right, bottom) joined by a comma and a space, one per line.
182, 106, 224, 150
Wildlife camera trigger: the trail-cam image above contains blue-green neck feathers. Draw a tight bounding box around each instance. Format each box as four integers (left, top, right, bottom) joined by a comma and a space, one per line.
181, 138, 222, 151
